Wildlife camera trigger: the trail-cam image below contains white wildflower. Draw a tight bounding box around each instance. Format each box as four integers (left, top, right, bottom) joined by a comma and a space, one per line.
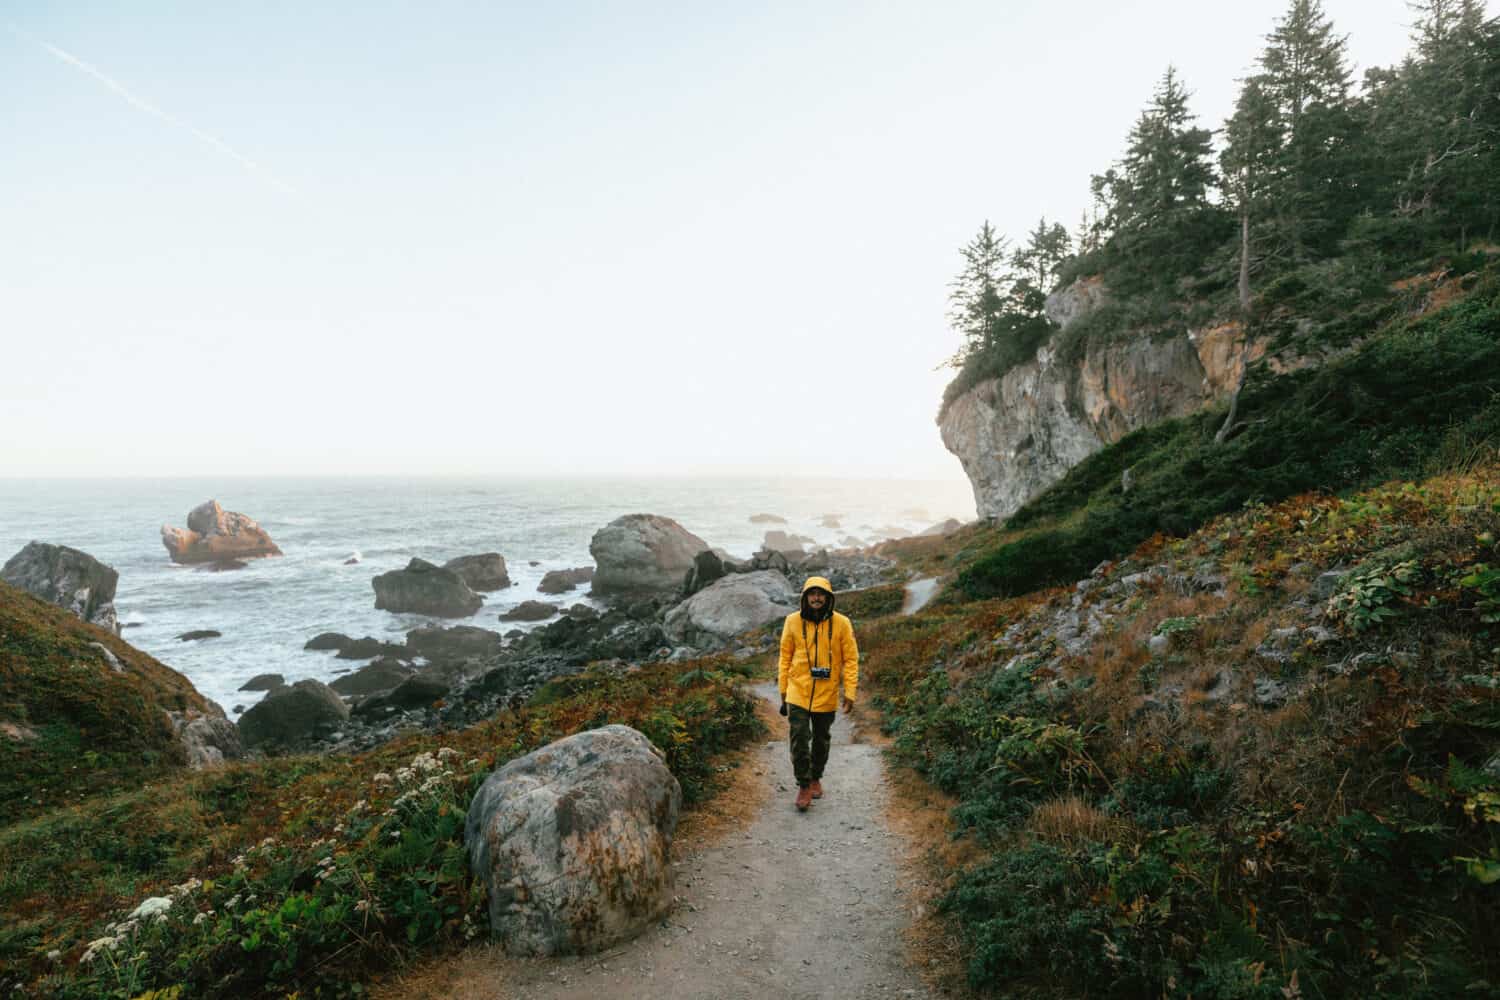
129, 897, 173, 923
394, 767, 416, 785
436, 747, 459, 761
169, 877, 202, 898
46, 950, 60, 963
79, 936, 122, 964
193, 912, 209, 925
372, 773, 394, 788
350, 799, 368, 812
224, 894, 241, 910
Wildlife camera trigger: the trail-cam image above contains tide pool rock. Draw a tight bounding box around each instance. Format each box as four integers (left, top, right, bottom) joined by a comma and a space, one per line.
443, 553, 511, 591
372, 558, 483, 617
466, 725, 681, 956
589, 514, 709, 597
1, 541, 121, 634
161, 500, 282, 565
663, 570, 797, 649
500, 600, 558, 622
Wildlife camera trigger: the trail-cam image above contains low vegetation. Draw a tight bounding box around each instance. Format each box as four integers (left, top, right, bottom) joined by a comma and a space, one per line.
869, 463, 1500, 997
0, 654, 762, 998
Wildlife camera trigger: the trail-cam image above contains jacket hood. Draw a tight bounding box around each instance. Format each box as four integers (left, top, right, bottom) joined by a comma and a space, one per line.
800, 576, 835, 620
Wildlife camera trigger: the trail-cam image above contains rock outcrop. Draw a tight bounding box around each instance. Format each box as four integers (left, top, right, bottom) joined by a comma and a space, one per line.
538, 566, 595, 595
663, 570, 797, 649
237, 679, 350, 749
372, 558, 483, 617
443, 553, 511, 591
589, 515, 709, 597
1, 541, 121, 634
161, 500, 282, 565
465, 725, 681, 955
938, 277, 1269, 520
167, 708, 244, 768
404, 625, 504, 663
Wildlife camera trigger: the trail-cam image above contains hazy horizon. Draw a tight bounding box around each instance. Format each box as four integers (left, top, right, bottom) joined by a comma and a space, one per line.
2, 1, 1426, 480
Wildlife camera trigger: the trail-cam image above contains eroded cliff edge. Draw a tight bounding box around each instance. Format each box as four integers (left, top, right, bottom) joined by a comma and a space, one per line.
938, 278, 1271, 520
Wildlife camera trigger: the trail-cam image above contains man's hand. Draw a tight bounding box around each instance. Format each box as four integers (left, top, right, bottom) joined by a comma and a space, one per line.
779, 697, 788, 717
841, 694, 855, 714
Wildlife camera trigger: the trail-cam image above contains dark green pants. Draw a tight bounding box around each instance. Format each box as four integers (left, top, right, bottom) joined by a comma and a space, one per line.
788, 705, 835, 787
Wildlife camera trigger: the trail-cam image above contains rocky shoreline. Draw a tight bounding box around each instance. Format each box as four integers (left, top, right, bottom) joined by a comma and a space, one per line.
6, 501, 933, 764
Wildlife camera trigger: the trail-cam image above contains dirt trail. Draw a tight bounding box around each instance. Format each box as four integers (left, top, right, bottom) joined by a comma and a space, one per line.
388, 682, 934, 999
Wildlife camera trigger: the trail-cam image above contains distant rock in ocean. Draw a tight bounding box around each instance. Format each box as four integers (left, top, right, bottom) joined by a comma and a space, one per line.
176, 629, 222, 642
161, 500, 282, 565
749, 513, 787, 525
500, 600, 559, 622
372, 558, 483, 617
538, 566, 594, 594
443, 553, 511, 591
1, 541, 121, 634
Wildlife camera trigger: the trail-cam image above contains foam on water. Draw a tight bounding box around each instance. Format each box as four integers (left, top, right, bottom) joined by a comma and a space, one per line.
0, 476, 974, 714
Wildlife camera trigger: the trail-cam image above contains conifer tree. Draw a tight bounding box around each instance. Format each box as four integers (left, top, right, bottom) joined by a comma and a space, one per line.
1099, 67, 1224, 288
1254, 0, 1357, 260
945, 222, 1010, 366
1011, 217, 1073, 307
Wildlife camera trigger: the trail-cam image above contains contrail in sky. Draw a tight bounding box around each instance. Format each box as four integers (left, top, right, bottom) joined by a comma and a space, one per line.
9, 24, 296, 194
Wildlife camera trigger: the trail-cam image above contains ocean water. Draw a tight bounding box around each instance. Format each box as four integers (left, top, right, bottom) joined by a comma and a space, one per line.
0, 477, 974, 713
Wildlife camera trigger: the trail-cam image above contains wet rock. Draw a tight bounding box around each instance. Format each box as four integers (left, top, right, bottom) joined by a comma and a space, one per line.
176, 629, 221, 642
335, 636, 407, 660
538, 566, 595, 595
443, 553, 512, 591
239, 673, 285, 692
565, 604, 598, 621
404, 625, 504, 662
200, 559, 248, 572
466, 725, 681, 956
238, 679, 350, 749
305, 632, 352, 651
748, 513, 787, 525
373, 558, 483, 617
161, 500, 282, 565
500, 600, 560, 622
682, 549, 730, 596
330, 658, 415, 698
2, 541, 121, 634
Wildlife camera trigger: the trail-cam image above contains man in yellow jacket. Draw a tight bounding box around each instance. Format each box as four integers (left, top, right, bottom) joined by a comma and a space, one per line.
778, 576, 858, 812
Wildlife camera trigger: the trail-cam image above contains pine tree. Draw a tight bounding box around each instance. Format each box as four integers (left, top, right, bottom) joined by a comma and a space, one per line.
1011, 217, 1073, 307
1221, 76, 1284, 309
1254, 0, 1357, 260
945, 222, 1010, 366
1102, 67, 1225, 289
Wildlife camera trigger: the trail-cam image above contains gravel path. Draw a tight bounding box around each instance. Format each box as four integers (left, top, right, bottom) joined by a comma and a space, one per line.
461, 682, 932, 1000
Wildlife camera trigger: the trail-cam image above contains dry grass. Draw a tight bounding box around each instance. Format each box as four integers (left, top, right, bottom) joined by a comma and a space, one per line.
1026, 794, 1132, 851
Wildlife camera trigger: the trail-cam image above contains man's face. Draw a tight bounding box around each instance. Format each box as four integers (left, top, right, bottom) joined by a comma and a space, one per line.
806, 589, 828, 610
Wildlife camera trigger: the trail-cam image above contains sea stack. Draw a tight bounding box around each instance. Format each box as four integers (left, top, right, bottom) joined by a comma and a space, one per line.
161, 500, 282, 565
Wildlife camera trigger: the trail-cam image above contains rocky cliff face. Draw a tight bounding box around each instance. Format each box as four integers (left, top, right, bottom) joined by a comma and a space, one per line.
939, 278, 1264, 520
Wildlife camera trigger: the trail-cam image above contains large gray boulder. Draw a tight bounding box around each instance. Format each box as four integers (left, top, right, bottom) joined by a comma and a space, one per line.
589, 514, 709, 597
465, 725, 681, 956
237, 679, 350, 748
663, 570, 797, 649
329, 658, 414, 698
443, 553, 511, 591
167, 708, 244, 768
1, 541, 121, 634
161, 500, 282, 565
372, 558, 483, 617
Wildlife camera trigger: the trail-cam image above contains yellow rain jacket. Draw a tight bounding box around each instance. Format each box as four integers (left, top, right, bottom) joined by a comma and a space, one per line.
779, 576, 859, 713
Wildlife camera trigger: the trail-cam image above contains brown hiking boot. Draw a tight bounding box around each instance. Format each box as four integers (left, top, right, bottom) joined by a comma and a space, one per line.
795, 785, 813, 812
809, 780, 823, 799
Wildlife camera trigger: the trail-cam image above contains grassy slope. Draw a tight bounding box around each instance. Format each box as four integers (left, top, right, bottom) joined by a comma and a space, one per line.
0, 581, 220, 823
0, 648, 764, 998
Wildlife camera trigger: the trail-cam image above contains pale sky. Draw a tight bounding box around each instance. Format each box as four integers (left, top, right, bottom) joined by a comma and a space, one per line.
1, 1, 1428, 479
